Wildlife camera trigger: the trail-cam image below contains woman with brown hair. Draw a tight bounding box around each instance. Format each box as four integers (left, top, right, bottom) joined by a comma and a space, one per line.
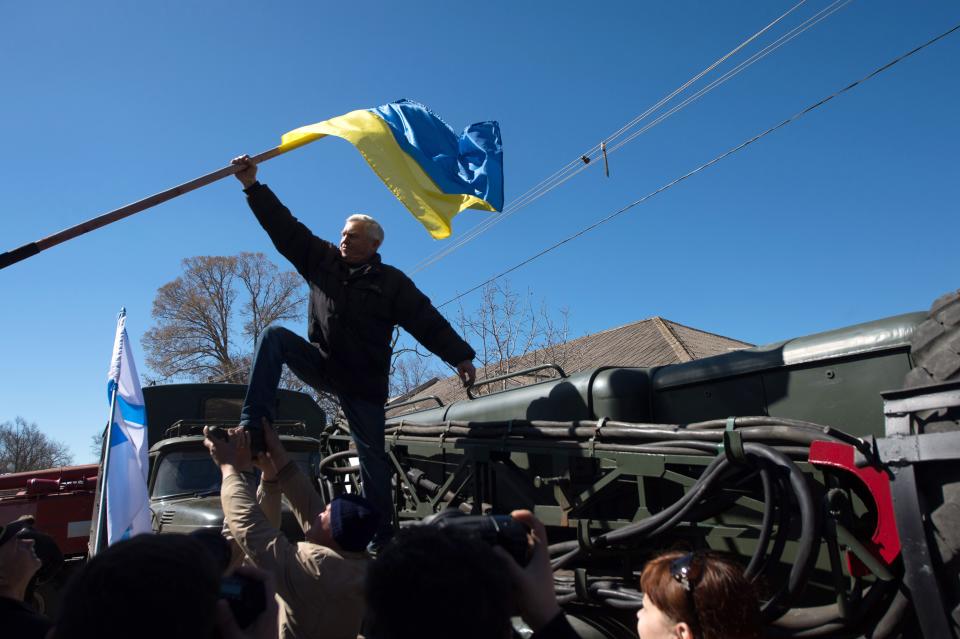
637, 550, 762, 639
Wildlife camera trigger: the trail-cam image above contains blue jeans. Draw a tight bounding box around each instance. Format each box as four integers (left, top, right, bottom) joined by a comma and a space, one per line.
240, 325, 394, 540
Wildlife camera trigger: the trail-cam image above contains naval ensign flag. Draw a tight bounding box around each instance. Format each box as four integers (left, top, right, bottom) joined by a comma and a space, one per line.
100, 309, 151, 546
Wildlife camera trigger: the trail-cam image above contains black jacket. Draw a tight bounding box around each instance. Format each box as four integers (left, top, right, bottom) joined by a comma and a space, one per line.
245, 183, 475, 403
0, 596, 51, 639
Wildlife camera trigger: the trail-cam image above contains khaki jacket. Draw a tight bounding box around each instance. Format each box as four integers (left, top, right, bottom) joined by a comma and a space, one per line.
221, 463, 369, 639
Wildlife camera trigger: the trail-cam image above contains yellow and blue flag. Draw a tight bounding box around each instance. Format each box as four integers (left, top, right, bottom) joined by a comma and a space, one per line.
279, 99, 503, 239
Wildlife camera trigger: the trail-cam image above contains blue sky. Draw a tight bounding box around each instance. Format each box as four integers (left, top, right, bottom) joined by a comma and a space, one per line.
2, 1, 958, 464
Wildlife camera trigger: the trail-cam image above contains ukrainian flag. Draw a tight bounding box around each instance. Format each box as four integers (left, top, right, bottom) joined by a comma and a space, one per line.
278, 100, 503, 240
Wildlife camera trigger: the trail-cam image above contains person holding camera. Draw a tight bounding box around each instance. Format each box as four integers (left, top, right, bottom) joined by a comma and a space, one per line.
205, 422, 380, 639
365, 509, 579, 639
231, 155, 477, 549
49, 532, 277, 639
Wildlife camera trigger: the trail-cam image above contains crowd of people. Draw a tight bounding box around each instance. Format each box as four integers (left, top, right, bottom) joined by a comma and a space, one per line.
1, 420, 762, 639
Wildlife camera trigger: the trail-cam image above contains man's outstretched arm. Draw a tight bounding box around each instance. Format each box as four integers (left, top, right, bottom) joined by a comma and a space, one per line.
205, 427, 297, 590
258, 419, 325, 535
393, 271, 476, 387
231, 155, 338, 279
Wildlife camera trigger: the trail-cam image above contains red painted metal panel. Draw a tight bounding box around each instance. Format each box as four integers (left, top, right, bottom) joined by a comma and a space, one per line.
0, 464, 99, 556
809, 441, 900, 577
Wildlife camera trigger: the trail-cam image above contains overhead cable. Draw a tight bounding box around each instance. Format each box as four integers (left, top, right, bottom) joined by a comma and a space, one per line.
606, 0, 854, 154
411, 0, 825, 274
435, 21, 960, 310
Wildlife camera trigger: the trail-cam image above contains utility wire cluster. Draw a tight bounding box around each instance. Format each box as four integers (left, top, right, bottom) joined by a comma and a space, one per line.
434, 18, 960, 310
411, 0, 851, 275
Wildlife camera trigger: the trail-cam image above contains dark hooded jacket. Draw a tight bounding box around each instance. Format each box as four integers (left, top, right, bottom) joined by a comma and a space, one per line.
244, 183, 474, 403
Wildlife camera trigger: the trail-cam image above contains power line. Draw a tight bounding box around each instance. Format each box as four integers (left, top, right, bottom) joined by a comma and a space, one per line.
411, 0, 831, 274
436, 21, 960, 310
606, 0, 854, 154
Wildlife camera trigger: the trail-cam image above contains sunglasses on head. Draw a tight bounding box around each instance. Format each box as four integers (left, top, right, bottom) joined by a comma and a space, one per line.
670, 552, 704, 634
670, 552, 703, 592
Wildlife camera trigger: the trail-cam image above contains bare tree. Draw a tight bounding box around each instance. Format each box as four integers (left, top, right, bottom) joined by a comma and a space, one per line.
389, 351, 442, 399
90, 430, 105, 460
384, 281, 577, 412
236, 252, 303, 346
143, 252, 305, 384
457, 281, 577, 394
1, 417, 73, 473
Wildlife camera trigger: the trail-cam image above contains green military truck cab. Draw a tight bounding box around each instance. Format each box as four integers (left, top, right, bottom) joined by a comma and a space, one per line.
143, 384, 327, 539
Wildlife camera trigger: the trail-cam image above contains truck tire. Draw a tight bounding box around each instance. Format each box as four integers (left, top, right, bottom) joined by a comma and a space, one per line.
905, 289, 960, 388
902, 289, 960, 636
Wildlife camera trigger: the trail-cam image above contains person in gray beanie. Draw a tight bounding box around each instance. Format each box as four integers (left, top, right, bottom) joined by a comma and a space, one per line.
206, 420, 380, 639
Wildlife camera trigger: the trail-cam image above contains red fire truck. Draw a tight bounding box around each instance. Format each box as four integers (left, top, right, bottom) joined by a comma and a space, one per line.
0, 464, 99, 556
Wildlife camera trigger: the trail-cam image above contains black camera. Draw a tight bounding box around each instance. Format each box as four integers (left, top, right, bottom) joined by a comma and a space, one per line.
219, 572, 267, 629
207, 424, 265, 455
189, 529, 267, 629
424, 510, 532, 566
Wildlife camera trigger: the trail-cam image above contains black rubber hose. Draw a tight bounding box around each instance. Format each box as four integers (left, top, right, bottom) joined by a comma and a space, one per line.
599, 455, 731, 544
766, 576, 900, 635
551, 443, 824, 620
658, 468, 764, 530
386, 422, 839, 448
551, 454, 731, 568
601, 599, 645, 610
548, 540, 580, 556
318, 450, 359, 476
554, 458, 756, 562
868, 587, 911, 639
641, 441, 822, 610
641, 465, 756, 540
757, 469, 792, 588
593, 588, 643, 602
748, 465, 799, 618
744, 460, 776, 580
750, 446, 821, 615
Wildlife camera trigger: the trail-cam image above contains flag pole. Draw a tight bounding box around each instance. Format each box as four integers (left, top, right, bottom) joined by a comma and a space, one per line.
0, 146, 287, 271
90, 307, 126, 556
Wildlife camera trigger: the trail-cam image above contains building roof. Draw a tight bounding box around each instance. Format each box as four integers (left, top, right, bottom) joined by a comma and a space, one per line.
389, 317, 752, 415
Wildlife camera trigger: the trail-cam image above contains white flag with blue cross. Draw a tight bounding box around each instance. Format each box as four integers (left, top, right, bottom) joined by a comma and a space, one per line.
105, 310, 151, 544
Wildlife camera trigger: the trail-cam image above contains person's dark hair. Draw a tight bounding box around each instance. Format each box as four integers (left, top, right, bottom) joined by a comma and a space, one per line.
365, 524, 514, 639
640, 550, 761, 639
51, 533, 221, 639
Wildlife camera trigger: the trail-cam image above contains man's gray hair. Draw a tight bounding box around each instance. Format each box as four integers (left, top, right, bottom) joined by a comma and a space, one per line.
347, 214, 384, 244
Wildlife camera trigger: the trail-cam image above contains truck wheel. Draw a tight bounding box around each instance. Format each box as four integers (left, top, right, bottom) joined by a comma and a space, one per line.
902, 289, 960, 636
905, 289, 960, 388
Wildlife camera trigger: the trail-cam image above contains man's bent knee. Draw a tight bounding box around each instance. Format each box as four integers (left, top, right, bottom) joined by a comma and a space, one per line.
258, 324, 296, 347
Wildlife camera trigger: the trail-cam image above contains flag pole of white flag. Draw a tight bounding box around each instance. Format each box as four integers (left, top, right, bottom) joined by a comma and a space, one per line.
99, 308, 151, 547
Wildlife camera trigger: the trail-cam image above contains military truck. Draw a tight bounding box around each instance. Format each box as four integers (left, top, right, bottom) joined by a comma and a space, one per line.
0, 383, 329, 616
142, 383, 328, 539
316, 290, 960, 638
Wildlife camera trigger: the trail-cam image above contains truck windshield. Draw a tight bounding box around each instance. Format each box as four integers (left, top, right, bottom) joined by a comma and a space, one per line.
152, 451, 221, 498
151, 449, 321, 499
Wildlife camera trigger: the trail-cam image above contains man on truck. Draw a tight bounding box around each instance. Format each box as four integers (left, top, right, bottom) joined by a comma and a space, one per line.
231, 155, 476, 547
